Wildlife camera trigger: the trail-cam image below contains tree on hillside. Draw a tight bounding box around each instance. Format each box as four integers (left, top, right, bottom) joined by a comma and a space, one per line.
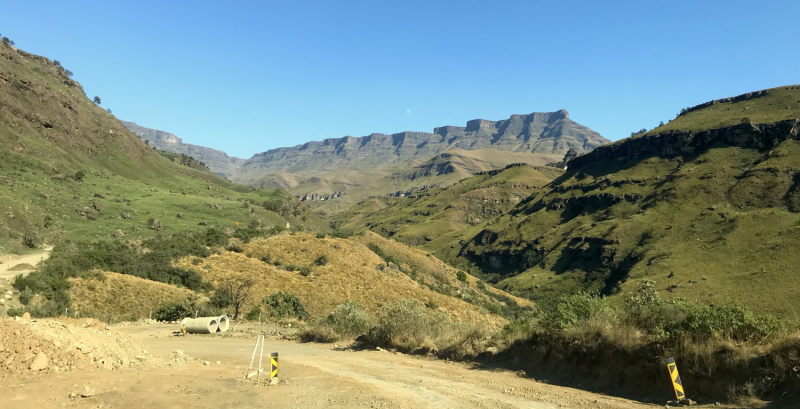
107, 108, 112, 114
630, 128, 648, 137
2, 37, 13, 45
210, 276, 254, 319
93, 96, 101, 105
65, 70, 74, 77
53, 60, 61, 67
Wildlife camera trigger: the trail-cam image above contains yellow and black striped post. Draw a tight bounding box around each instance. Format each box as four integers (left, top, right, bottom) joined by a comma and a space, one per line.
270, 352, 278, 379
666, 357, 685, 400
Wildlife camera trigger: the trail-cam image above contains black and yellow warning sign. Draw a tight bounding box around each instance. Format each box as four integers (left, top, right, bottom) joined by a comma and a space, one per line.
270, 352, 278, 379
666, 357, 685, 400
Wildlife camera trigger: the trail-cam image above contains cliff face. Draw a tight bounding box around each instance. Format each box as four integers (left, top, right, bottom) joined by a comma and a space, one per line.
569, 120, 800, 169
121, 121, 245, 177
235, 110, 608, 179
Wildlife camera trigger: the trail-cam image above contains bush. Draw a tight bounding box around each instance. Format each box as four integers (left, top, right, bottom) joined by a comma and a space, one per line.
324, 300, 371, 337
245, 306, 262, 321
74, 170, 85, 182
314, 255, 328, 266
154, 302, 191, 322
262, 291, 309, 320
226, 244, 244, 253
544, 292, 612, 331
456, 271, 467, 282
368, 244, 401, 266
22, 230, 40, 248
299, 266, 312, 276
365, 298, 451, 352
260, 254, 272, 264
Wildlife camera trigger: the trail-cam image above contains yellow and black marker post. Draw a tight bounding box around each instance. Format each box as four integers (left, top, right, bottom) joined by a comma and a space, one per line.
270, 352, 278, 379
666, 357, 685, 400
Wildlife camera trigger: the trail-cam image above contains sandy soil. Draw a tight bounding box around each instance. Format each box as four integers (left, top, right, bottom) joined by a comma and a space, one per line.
0, 248, 51, 280
0, 323, 663, 409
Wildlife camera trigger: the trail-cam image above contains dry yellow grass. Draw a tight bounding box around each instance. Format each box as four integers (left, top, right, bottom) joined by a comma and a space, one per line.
70, 272, 193, 321
175, 232, 514, 331
353, 232, 534, 308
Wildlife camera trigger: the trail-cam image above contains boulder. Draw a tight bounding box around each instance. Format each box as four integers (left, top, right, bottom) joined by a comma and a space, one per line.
112, 229, 125, 238
29, 352, 49, 371
176, 213, 184, 219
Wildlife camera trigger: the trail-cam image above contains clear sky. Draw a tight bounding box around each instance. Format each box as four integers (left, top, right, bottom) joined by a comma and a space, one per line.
2, 1, 799, 158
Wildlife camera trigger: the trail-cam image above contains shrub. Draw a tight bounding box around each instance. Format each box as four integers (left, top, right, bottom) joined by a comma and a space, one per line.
74, 170, 86, 182
314, 255, 328, 266
299, 266, 312, 276
368, 244, 401, 266
476, 280, 486, 290
324, 300, 371, 337
456, 271, 467, 282
262, 291, 309, 320
153, 301, 192, 322
22, 230, 41, 248
226, 244, 244, 253
260, 254, 272, 264
365, 298, 451, 352
315, 233, 326, 239
544, 292, 612, 331
245, 306, 262, 321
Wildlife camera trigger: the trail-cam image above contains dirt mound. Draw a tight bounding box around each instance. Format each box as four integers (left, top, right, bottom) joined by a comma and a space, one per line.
70, 272, 194, 322
0, 317, 153, 376
8, 263, 35, 271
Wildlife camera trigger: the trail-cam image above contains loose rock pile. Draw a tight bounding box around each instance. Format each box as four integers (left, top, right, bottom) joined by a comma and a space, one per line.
0, 316, 156, 377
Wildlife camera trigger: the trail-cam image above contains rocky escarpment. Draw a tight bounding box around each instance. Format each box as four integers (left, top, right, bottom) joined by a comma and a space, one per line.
235, 110, 608, 178
677, 89, 772, 117
568, 119, 800, 169
121, 121, 245, 177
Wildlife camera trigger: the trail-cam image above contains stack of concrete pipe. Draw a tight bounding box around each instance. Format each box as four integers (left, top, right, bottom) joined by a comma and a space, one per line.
181, 315, 230, 334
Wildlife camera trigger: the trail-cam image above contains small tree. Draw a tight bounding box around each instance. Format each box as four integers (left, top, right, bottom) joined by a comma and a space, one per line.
456, 271, 467, 282
213, 276, 254, 320
74, 170, 86, 182
107, 108, 112, 114
53, 60, 61, 67
65, 70, 74, 77
2, 37, 10, 45
93, 96, 101, 105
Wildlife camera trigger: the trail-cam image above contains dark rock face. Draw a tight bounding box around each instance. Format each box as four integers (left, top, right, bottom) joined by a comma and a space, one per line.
239, 110, 608, 176
120, 121, 245, 177
569, 120, 800, 169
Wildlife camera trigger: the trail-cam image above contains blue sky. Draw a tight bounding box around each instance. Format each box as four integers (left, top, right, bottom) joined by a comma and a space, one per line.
3, 1, 799, 158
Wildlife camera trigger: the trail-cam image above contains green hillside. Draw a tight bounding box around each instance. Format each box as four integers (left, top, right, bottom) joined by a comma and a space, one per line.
0, 43, 323, 254
444, 87, 800, 319
332, 164, 563, 246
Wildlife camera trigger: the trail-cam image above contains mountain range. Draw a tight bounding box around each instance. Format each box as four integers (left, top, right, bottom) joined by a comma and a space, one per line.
123, 110, 609, 208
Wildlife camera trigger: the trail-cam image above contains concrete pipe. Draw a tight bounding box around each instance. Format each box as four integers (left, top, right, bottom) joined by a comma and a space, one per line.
217, 315, 230, 332
183, 317, 219, 334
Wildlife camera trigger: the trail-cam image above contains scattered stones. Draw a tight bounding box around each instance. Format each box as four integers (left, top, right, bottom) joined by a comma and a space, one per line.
176, 213, 184, 219
387, 262, 399, 271
93, 193, 104, 199
112, 229, 126, 238
269, 377, 279, 386
93, 202, 103, 212
120, 213, 132, 219
198, 221, 208, 226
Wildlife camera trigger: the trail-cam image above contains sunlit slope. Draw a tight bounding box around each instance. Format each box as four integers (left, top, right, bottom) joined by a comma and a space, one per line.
0, 43, 322, 252
332, 164, 563, 247
450, 88, 800, 319
175, 232, 532, 330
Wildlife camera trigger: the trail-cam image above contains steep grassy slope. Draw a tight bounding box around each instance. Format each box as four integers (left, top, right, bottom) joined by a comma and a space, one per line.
172, 231, 530, 330
332, 164, 564, 247
0, 43, 324, 253
444, 87, 800, 319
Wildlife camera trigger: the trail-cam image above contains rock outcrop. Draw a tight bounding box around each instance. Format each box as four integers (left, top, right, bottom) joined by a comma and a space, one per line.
569, 120, 800, 169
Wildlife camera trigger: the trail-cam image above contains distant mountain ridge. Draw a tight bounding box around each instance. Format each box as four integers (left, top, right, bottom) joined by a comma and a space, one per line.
235, 109, 607, 178
121, 121, 245, 177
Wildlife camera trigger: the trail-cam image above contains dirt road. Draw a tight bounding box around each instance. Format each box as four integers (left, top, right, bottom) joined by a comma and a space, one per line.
0, 248, 51, 280
2, 323, 656, 409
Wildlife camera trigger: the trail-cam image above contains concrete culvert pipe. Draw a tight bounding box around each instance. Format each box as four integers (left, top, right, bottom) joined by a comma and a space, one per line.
217, 315, 230, 332
183, 317, 219, 334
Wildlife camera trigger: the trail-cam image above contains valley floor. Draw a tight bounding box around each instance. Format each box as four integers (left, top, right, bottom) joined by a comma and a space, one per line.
3, 323, 660, 409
